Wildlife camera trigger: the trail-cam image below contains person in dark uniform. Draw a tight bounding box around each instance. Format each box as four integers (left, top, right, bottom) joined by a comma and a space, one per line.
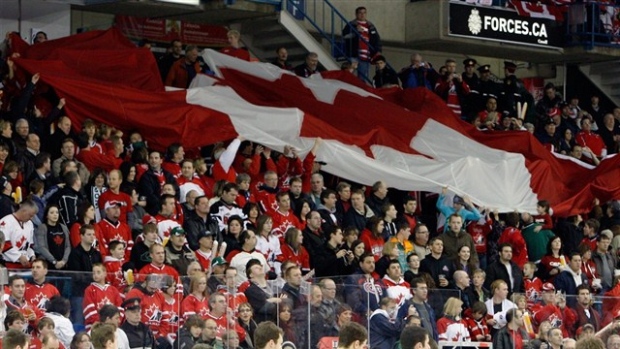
120, 298, 155, 349
461, 58, 479, 89
461, 58, 479, 121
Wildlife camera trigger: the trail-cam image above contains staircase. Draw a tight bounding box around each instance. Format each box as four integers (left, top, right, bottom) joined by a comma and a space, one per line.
240, 0, 383, 83
239, 10, 339, 70
579, 61, 620, 107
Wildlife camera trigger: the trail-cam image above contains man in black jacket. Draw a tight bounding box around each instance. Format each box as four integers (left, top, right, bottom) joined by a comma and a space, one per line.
184, 195, 219, 250
485, 243, 524, 295
139, 151, 176, 215
315, 226, 353, 278
52, 170, 84, 227
67, 224, 102, 325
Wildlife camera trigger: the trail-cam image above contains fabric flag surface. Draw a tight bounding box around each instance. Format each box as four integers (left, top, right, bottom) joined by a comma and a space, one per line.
508, 0, 566, 21
10, 28, 620, 216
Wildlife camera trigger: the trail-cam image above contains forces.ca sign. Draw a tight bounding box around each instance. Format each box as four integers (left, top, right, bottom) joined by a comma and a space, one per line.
450, 2, 563, 48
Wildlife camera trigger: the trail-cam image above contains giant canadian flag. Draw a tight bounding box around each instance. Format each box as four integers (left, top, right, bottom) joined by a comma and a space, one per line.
11, 29, 620, 216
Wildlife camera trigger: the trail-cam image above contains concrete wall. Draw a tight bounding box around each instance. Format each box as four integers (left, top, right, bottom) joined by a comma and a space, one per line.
0, 0, 70, 44
71, 10, 115, 34
306, 0, 410, 42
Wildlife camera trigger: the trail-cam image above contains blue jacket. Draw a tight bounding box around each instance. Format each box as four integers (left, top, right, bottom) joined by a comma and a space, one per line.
344, 271, 385, 315
554, 270, 588, 307
436, 194, 482, 230
369, 309, 404, 349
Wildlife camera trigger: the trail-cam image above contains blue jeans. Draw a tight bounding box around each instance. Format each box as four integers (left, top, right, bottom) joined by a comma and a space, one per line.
70, 297, 84, 325
479, 254, 487, 270
357, 61, 370, 82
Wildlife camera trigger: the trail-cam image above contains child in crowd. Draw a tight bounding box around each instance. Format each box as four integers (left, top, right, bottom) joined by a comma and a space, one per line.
523, 262, 542, 307
533, 200, 553, 230
83, 263, 124, 330
463, 301, 491, 342
104, 240, 129, 294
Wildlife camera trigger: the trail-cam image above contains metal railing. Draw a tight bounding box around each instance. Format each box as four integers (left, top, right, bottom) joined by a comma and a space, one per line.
256, 0, 386, 85
564, 1, 620, 50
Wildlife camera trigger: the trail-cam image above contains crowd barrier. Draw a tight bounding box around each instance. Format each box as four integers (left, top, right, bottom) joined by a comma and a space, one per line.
5, 269, 619, 349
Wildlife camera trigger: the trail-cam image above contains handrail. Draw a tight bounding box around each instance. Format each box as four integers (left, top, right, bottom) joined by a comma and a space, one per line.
282, 0, 384, 85
564, 1, 620, 50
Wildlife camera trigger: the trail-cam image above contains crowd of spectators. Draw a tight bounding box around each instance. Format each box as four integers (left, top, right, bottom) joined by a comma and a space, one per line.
0, 3, 620, 349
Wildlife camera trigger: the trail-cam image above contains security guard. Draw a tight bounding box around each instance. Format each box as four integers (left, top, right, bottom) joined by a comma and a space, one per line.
120, 298, 156, 349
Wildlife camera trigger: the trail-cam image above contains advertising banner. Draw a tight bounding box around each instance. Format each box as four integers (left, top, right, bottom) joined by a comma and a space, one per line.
114, 15, 229, 47
449, 1, 564, 48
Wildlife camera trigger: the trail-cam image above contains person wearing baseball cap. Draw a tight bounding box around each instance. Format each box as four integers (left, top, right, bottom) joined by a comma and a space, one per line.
532, 282, 571, 337
206, 256, 229, 293
164, 226, 196, 275
99, 200, 133, 261
436, 186, 482, 231
194, 228, 216, 272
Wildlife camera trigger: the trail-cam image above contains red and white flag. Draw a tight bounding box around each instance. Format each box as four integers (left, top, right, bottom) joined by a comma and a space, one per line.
509, 0, 566, 21
11, 29, 620, 216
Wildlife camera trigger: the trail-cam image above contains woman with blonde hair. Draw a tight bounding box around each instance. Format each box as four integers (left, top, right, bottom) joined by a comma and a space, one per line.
436, 297, 470, 342
181, 271, 210, 320
375, 240, 398, 278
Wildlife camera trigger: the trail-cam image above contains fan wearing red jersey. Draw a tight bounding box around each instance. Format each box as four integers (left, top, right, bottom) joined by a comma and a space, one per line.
205, 293, 246, 342
138, 243, 181, 283
219, 268, 248, 313
162, 143, 184, 179
97, 169, 133, 225
155, 194, 183, 242
360, 216, 385, 262
177, 159, 208, 203
5, 275, 44, 334
159, 276, 183, 345
255, 171, 280, 216
24, 259, 60, 311
279, 227, 311, 273
497, 212, 528, 269
83, 263, 123, 330
523, 262, 542, 307
181, 271, 210, 320
269, 192, 303, 239
125, 275, 166, 337
97, 200, 133, 260
103, 241, 130, 294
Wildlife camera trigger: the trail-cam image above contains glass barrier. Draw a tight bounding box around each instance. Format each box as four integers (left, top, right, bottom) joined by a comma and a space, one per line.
8, 268, 620, 349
